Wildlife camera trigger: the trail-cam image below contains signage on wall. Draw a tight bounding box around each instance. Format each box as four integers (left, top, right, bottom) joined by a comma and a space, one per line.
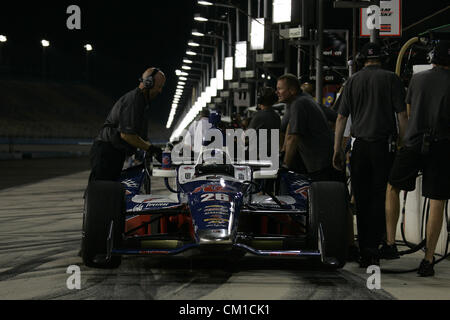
323, 29, 349, 69
360, 0, 402, 37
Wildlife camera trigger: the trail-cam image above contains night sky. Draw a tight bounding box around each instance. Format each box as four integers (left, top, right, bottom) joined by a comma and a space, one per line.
0, 1, 448, 128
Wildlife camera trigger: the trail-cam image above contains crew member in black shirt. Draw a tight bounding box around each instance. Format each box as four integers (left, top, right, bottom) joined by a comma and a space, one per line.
89, 67, 166, 182
279, 74, 336, 181
247, 87, 281, 193
381, 41, 450, 277
333, 43, 408, 267
248, 86, 281, 157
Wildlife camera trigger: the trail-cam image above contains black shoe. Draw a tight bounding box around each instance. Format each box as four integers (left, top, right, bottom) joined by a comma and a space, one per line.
417, 258, 435, 277
358, 248, 380, 268
379, 243, 400, 260
347, 245, 360, 262
359, 255, 380, 268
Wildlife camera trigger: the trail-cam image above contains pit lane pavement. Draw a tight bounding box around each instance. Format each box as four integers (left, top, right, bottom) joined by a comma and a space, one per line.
0, 158, 448, 300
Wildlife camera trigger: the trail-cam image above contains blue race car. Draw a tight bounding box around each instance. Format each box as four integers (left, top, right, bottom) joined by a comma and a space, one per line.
81, 149, 349, 269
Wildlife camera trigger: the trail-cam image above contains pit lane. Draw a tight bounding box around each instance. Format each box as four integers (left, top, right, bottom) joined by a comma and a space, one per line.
0, 158, 442, 300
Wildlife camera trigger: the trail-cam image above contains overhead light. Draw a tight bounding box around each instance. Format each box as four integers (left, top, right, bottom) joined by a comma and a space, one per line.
192, 29, 205, 37
198, 0, 213, 5
235, 41, 247, 68
194, 14, 208, 22
210, 78, 217, 97
250, 18, 265, 50
178, 81, 186, 85
216, 69, 224, 90
179, 77, 188, 81
41, 39, 50, 47
183, 59, 193, 64
205, 87, 212, 103
186, 50, 197, 56
84, 44, 93, 51
188, 41, 200, 47
261, 74, 266, 79
182, 65, 192, 70
0, 35, 7, 42
224, 57, 233, 80
273, 0, 292, 24
176, 69, 189, 76
177, 85, 185, 89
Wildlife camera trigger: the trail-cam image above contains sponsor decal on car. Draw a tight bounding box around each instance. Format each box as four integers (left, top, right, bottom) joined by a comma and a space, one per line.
146, 202, 169, 208
204, 210, 229, 215
294, 186, 309, 198
121, 179, 139, 189
192, 185, 233, 193
204, 218, 229, 222
205, 205, 228, 209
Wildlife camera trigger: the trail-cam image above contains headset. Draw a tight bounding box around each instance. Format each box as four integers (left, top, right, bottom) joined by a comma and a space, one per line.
139, 68, 160, 89
427, 40, 450, 65
257, 86, 278, 106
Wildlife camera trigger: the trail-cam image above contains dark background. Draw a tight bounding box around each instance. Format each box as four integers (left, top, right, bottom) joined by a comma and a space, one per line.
0, 1, 448, 128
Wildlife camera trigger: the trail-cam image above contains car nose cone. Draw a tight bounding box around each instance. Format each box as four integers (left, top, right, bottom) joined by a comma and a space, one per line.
198, 229, 231, 244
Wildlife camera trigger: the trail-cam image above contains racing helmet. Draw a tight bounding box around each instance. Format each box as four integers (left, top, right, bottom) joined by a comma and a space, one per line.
209, 112, 221, 128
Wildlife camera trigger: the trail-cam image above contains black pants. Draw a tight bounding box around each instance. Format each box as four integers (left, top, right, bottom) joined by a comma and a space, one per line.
88, 141, 126, 182
350, 139, 394, 254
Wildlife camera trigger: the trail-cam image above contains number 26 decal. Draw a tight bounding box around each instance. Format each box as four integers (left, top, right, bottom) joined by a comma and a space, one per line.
200, 193, 230, 202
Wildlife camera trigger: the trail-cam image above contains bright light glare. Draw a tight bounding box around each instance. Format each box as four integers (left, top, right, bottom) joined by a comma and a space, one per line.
194, 14, 208, 22
224, 57, 233, 80
273, 0, 292, 24
250, 19, 265, 50
84, 44, 93, 51
210, 78, 217, 97
198, 0, 213, 5
192, 30, 205, 37
186, 50, 197, 56
183, 59, 193, 64
216, 69, 224, 90
41, 39, 50, 47
176, 69, 189, 76
0, 35, 7, 42
188, 41, 200, 47
235, 41, 247, 68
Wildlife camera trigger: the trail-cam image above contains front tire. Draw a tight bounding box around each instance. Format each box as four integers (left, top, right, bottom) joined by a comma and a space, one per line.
308, 181, 349, 268
82, 181, 125, 268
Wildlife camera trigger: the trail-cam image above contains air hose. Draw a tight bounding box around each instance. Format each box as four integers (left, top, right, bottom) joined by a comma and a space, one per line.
395, 37, 419, 77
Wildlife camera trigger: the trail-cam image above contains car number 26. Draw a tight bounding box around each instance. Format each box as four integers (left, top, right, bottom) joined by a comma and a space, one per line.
200, 193, 230, 202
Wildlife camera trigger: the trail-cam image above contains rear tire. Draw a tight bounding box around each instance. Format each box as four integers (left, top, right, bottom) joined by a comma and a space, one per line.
82, 181, 125, 268
308, 181, 349, 268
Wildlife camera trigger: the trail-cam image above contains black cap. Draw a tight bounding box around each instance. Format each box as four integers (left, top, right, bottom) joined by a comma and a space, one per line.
432, 40, 450, 65
360, 42, 382, 59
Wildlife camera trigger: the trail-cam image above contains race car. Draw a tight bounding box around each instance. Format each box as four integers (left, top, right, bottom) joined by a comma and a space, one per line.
81, 149, 349, 269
